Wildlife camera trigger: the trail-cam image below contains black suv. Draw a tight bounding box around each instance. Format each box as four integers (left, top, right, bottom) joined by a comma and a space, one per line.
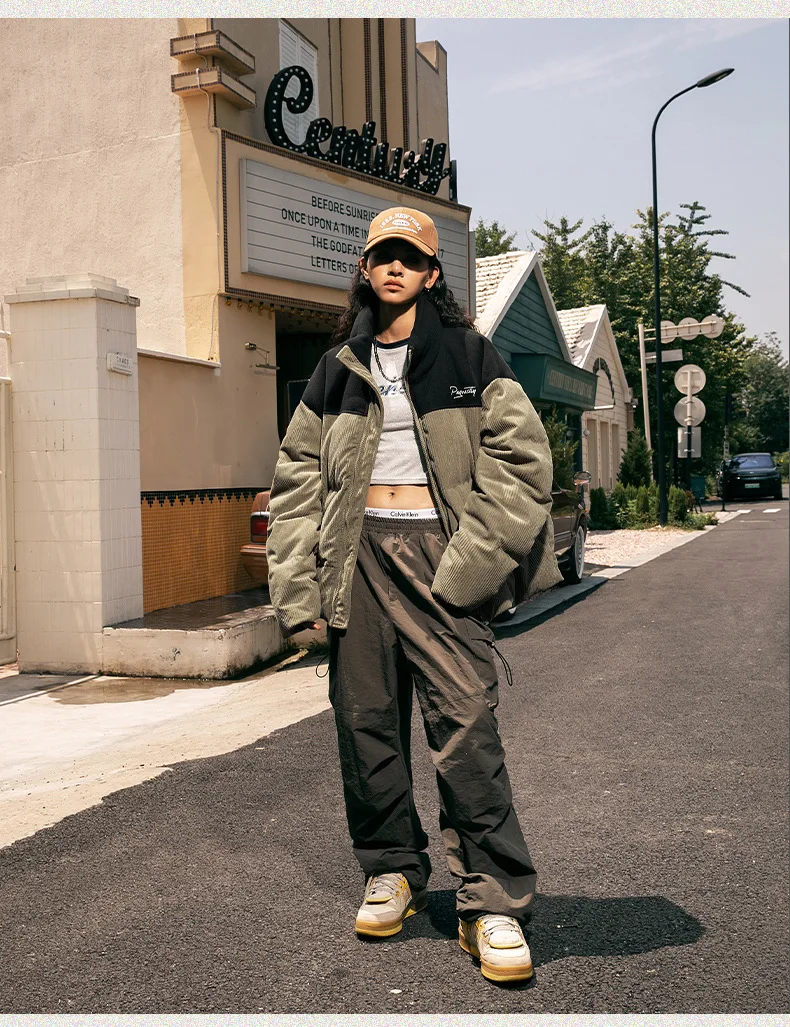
716, 453, 783, 501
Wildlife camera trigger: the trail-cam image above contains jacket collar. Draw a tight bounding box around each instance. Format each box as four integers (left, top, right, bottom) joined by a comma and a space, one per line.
344, 292, 443, 382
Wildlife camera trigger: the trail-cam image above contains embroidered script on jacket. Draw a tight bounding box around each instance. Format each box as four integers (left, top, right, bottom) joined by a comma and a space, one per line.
450, 385, 477, 399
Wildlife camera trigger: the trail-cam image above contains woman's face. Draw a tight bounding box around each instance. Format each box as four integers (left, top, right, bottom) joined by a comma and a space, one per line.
360, 240, 440, 308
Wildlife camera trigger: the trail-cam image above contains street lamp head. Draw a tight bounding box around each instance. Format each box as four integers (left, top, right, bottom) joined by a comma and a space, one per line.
696, 68, 734, 88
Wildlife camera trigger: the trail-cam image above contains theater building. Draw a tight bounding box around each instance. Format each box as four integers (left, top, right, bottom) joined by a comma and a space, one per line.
2, 16, 472, 664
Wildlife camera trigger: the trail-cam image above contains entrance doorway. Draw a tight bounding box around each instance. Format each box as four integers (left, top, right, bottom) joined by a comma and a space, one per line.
274, 314, 336, 440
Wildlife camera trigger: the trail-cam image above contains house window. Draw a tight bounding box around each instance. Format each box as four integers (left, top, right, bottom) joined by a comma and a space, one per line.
279, 21, 319, 145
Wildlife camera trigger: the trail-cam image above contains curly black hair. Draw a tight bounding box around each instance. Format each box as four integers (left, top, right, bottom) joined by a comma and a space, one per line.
331, 257, 475, 344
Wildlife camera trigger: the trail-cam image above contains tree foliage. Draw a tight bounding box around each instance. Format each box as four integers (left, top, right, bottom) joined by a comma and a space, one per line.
541, 406, 578, 490
734, 332, 789, 454
474, 218, 518, 258
532, 201, 758, 479
617, 428, 653, 488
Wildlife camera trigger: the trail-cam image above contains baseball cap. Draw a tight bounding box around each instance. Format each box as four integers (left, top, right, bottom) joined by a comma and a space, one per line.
363, 207, 439, 258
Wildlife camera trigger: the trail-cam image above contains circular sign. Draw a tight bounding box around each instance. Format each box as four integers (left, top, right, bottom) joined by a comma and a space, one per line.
677, 317, 701, 340
675, 363, 706, 395
700, 314, 725, 338
660, 320, 678, 341
674, 396, 706, 426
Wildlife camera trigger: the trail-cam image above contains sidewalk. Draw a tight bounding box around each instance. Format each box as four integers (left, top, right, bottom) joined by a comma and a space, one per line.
0, 513, 730, 850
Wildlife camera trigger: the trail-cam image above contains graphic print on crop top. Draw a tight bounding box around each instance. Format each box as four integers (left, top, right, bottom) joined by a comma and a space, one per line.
369, 339, 429, 486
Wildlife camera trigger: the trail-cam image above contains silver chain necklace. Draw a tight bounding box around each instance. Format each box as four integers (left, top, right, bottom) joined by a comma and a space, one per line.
373, 337, 406, 384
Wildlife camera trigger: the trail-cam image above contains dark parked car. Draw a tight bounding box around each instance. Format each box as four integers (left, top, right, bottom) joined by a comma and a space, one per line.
241, 471, 591, 593
716, 453, 784, 501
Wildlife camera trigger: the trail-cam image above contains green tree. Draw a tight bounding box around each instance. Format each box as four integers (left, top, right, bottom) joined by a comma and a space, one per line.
530, 216, 590, 309
474, 218, 518, 257
534, 200, 754, 483
541, 406, 578, 490
736, 332, 789, 454
617, 428, 653, 487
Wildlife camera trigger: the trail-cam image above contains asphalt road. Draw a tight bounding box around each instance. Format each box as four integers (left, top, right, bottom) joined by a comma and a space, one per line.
0, 503, 787, 1014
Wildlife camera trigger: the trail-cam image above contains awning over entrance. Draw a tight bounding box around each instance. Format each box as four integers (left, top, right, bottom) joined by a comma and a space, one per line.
512, 354, 597, 411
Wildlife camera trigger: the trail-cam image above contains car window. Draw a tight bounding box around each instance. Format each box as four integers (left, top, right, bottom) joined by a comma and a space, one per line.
731, 455, 775, 469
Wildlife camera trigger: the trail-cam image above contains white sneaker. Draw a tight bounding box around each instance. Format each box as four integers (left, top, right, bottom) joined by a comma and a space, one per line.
355, 873, 427, 937
458, 914, 533, 982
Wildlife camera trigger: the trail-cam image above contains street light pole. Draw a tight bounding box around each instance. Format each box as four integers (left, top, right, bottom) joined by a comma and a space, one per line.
650, 68, 734, 525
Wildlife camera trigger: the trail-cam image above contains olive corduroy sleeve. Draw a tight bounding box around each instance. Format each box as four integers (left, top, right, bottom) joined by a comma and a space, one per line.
266, 356, 326, 634
431, 340, 555, 610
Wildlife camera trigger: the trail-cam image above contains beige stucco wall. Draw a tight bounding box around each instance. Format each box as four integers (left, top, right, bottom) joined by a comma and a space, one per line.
0, 18, 189, 356
416, 40, 451, 202
581, 320, 631, 490
212, 18, 333, 142
138, 302, 279, 492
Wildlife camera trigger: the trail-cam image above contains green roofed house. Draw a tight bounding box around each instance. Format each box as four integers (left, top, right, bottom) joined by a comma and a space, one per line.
474, 250, 597, 475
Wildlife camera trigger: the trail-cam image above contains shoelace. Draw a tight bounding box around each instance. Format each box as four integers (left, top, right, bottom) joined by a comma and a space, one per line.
478, 914, 522, 941
366, 873, 405, 900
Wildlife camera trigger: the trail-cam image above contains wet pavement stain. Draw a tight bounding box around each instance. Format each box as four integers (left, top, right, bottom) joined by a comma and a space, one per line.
52, 676, 233, 705
51, 647, 323, 705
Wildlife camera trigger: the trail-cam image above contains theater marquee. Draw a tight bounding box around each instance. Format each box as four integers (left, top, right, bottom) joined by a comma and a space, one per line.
240, 159, 469, 308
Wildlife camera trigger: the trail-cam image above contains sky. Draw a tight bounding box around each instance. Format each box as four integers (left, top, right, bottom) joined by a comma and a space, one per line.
416, 18, 789, 356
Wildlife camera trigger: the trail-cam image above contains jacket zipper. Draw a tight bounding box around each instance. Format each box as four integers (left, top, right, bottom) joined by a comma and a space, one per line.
402, 347, 453, 542
334, 347, 384, 610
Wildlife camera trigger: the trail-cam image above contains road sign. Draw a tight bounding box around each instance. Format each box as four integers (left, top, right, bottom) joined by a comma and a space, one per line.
678, 426, 701, 458
674, 396, 706, 426
645, 348, 684, 364
677, 317, 702, 340
660, 320, 678, 342
700, 314, 724, 338
675, 364, 706, 395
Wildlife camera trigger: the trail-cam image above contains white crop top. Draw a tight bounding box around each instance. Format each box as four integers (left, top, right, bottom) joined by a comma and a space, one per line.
369, 339, 429, 485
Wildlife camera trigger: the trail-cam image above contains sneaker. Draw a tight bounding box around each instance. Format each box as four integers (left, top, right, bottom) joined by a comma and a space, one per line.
458, 914, 533, 982
355, 873, 428, 938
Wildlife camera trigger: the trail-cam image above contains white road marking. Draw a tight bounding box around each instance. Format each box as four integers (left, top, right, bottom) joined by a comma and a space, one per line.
763, 508, 781, 514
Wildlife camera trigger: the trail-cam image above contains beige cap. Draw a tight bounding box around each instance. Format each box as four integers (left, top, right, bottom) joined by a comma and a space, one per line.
363, 207, 439, 258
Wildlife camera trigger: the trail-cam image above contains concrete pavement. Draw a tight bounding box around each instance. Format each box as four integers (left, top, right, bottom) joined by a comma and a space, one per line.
0, 502, 786, 1013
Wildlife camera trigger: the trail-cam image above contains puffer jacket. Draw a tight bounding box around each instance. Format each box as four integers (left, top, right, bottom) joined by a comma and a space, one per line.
266, 292, 562, 635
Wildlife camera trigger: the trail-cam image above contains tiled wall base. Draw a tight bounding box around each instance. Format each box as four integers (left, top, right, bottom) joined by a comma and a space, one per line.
141, 488, 262, 614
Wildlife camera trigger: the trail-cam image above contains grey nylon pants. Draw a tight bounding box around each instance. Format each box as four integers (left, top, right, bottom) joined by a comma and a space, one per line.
327, 512, 537, 924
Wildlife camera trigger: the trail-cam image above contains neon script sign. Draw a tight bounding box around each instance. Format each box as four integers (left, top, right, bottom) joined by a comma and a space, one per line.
264, 66, 457, 200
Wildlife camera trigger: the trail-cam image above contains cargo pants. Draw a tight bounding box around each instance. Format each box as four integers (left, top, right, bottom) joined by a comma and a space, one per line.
327, 512, 537, 924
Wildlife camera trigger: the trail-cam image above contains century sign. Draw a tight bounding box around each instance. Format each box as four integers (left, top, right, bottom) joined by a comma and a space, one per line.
264, 66, 456, 200
240, 159, 469, 307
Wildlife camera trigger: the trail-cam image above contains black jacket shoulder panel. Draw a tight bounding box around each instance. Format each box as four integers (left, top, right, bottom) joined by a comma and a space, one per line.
300, 352, 328, 418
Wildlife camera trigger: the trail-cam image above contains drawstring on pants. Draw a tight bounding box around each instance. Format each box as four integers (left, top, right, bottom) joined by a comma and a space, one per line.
470, 633, 513, 688
488, 639, 513, 687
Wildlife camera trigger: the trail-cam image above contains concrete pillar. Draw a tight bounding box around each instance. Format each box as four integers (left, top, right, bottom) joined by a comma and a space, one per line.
6, 274, 143, 673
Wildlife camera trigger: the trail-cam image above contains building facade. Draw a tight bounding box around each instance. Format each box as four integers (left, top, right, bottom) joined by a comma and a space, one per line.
475, 252, 598, 478
2, 18, 470, 629
556, 305, 634, 492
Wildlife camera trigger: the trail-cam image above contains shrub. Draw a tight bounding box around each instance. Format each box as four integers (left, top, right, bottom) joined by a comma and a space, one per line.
611, 481, 628, 510
683, 512, 718, 529
589, 487, 618, 529
618, 428, 653, 488
668, 485, 688, 524
636, 485, 650, 518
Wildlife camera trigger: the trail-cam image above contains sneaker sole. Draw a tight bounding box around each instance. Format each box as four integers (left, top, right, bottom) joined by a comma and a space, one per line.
355, 893, 428, 938
458, 929, 534, 983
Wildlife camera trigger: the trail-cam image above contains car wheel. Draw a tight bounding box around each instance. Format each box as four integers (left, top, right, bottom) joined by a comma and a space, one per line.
561, 526, 586, 585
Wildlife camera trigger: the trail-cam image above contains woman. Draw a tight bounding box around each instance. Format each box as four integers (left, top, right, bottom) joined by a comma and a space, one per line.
266, 206, 561, 983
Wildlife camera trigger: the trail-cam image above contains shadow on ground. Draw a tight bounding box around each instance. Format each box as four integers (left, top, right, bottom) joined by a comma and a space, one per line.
403, 889, 704, 967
